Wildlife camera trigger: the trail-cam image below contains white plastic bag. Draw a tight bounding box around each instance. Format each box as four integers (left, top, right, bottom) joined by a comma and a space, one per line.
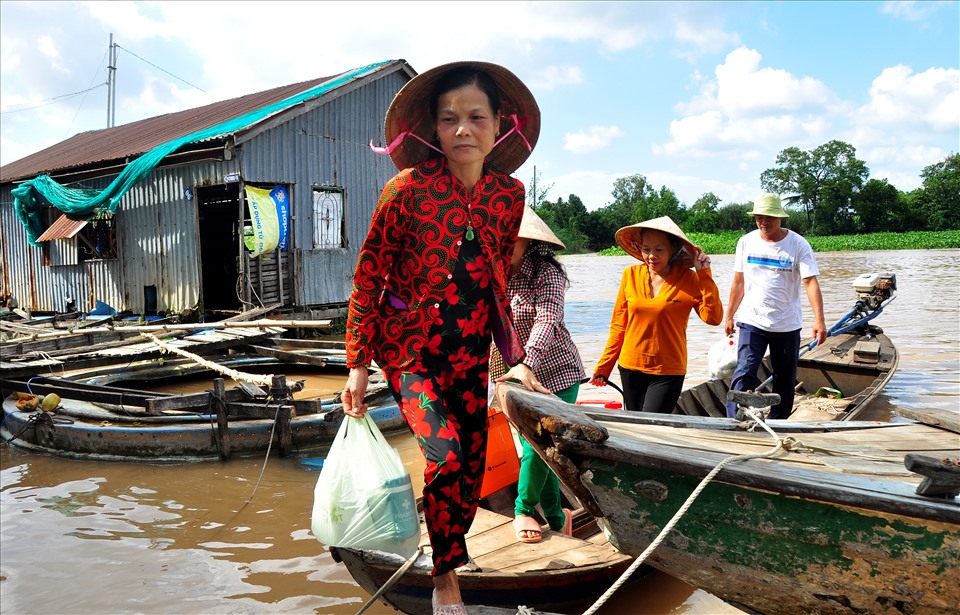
708, 333, 739, 380
311, 414, 420, 557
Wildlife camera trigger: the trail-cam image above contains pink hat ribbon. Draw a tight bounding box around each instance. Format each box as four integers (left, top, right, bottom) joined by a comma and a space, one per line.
369, 114, 532, 157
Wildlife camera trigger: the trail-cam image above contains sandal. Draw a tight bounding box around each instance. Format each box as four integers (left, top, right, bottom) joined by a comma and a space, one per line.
513, 515, 543, 544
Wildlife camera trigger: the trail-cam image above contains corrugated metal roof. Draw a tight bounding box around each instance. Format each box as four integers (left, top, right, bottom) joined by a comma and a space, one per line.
1, 62, 405, 184
35, 213, 91, 241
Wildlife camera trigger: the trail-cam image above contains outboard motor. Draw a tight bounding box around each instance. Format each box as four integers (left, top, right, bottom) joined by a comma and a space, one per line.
851, 273, 896, 310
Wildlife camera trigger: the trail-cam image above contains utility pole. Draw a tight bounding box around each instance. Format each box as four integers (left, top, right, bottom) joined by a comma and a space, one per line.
107, 33, 117, 128
532, 165, 537, 208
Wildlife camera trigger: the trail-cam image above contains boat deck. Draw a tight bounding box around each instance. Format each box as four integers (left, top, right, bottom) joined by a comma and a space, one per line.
602, 419, 958, 480
449, 506, 630, 574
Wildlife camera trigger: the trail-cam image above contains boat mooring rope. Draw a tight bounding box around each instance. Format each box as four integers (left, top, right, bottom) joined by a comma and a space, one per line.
581, 408, 804, 615
140, 332, 275, 387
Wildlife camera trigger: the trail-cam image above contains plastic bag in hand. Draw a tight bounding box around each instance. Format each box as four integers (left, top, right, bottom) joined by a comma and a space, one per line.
708, 333, 739, 380
311, 414, 420, 557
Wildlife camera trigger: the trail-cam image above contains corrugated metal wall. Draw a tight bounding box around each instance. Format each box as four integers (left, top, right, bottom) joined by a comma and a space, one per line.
1, 160, 238, 314
241, 70, 406, 306
0, 66, 407, 316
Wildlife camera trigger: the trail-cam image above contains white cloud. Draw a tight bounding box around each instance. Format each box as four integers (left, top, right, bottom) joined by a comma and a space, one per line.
854, 65, 960, 131
714, 47, 835, 117
529, 65, 584, 91
0, 36, 21, 75
564, 126, 625, 153
82, 1, 169, 42
842, 64, 959, 191
672, 20, 741, 59
881, 1, 945, 22
657, 47, 838, 158
37, 35, 68, 74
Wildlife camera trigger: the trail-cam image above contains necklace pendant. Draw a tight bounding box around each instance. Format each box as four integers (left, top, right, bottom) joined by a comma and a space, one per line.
465, 226, 475, 240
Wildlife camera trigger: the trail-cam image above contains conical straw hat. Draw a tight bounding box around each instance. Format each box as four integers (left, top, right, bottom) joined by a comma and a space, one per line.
615, 216, 695, 267
519, 205, 564, 251
383, 61, 540, 173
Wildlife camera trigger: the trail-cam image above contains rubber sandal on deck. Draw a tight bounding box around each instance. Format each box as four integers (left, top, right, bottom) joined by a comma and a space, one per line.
561, 508, 573, 537
513, 515, 543, 544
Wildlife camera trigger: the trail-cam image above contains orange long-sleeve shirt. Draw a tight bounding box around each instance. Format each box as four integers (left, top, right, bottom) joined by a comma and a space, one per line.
595, 264, 724, 377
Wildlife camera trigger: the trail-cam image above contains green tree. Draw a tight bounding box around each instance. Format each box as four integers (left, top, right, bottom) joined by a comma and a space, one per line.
715, 202, 752, 232
915, 153, 960, 230
852, 179, 902, 233
760, 140, 869, 234
686, 193, 721, 232
536, 194, 591, 253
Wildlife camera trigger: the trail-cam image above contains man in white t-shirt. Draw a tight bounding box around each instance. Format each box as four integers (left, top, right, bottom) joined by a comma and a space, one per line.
724, 193, 826, 419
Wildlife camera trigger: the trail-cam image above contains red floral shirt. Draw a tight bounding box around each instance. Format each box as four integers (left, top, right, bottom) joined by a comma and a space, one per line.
346, 158, 525, 371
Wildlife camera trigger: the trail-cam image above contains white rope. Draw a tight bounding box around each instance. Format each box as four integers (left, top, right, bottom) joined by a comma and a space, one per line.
581, 408, 796, 615
139, 332, 274, 387
355, 544, 427, 615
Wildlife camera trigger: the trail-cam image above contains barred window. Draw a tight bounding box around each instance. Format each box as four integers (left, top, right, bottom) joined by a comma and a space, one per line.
312, 186, 345, 249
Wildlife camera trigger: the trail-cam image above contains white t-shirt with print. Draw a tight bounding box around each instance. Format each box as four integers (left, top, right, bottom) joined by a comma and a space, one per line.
733, 229, 819, 332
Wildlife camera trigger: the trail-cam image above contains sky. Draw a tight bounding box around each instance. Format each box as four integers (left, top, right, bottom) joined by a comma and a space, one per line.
1, 1, 957, 210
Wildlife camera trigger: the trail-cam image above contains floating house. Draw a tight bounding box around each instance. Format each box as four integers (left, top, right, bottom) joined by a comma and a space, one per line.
0, 59, 413, 320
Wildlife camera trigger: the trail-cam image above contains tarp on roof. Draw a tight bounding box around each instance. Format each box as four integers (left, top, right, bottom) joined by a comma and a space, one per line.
12, 60, 394, 247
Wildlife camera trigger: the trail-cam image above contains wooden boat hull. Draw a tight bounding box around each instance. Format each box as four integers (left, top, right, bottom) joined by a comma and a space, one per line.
500, 385, 960, 615
0, 353, 406, 462
0, 396, 404, 462
675, 326, 898, 420
329, 507, 637, 615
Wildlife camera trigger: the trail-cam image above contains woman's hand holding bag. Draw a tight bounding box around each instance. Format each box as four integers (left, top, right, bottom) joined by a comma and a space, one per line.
311, 414, 421, 557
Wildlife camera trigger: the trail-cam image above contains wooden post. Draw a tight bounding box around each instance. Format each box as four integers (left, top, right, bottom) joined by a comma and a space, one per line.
213, 378, 231, 461
277, 406, 293, 457
271, 374, 293, 457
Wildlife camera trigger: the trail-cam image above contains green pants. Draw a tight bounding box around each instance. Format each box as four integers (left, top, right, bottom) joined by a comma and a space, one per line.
514, 383, 579, 531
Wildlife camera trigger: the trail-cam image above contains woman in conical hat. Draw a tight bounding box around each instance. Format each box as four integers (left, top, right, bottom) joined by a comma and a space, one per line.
590, 216, 724, 413
490, 206, 585, 544
342, 61, 540, 614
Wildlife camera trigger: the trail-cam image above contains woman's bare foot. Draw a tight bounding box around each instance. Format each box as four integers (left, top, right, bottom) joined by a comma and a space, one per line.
432, 570, 465, 613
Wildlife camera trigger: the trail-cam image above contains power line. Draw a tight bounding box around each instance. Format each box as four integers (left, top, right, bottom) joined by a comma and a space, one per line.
0, 83, 107, 114
116, 44, 206, 93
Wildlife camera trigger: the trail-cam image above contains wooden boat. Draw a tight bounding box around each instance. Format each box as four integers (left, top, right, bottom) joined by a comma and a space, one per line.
327, 405, 642, 615
329, 506, 638, 615
0, 349, 405, 462
498, 383, 960, 615
670, 272, 899, 421
329, 490, 640, 615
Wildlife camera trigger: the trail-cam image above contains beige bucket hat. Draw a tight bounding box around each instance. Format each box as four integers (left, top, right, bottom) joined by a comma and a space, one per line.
615, 216, 695, 268
519, 205, 565, 250
750, 193, 789, 218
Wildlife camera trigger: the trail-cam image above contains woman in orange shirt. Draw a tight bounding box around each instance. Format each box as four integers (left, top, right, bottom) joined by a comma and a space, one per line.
590, 216, 723, 412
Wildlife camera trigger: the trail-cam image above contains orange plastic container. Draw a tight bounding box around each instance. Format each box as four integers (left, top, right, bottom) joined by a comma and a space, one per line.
479, 407, 520, 498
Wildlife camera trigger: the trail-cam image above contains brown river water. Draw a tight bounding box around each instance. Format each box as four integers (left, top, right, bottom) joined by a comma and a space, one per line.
2, 249, 958, 615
